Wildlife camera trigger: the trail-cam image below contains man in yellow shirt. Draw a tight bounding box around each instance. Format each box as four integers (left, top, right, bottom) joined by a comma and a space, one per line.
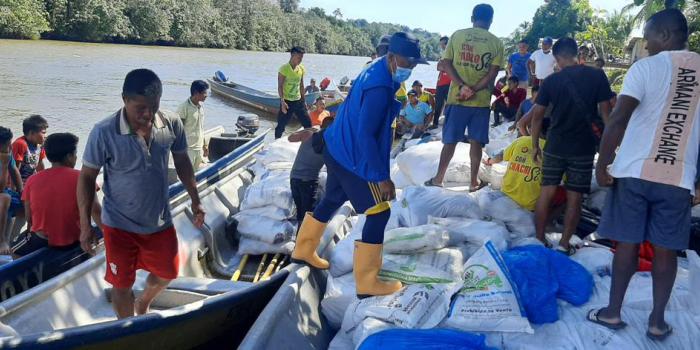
484, 119, 565, 224
425, 4, 504, 191
276, 46, 312, 139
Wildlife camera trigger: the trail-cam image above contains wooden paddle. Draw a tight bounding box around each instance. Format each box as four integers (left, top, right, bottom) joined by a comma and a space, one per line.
253, 253, 268, 283
261, 253, 281, 281
231, 254, 249, 282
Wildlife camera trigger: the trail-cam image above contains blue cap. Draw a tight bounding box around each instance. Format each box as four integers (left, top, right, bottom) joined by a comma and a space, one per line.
389, 32, 429, 65
543, 37, 553, 45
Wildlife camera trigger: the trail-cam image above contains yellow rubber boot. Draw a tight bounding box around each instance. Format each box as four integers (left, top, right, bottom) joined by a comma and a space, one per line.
291, 213, 329, 269
353, 241, 402, 298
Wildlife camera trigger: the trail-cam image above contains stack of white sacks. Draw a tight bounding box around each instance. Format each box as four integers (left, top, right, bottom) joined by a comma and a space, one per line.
234, 138, 324, 255
391, 123, 517, 191
324, 183, 544, 349
324, 184, 700, 349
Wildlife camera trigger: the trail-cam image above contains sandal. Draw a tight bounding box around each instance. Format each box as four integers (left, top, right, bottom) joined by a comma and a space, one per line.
424, 178, 443, 188
647, 317, 673, 341
555, 244, 577, 256
586, 309, 627, 330
469, 181, 487, 193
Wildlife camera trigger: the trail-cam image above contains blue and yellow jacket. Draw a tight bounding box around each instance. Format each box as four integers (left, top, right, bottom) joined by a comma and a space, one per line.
324, 56, 402, 182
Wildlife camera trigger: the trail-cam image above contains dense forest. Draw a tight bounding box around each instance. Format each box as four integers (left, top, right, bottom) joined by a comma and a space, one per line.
0, 0, 445, 59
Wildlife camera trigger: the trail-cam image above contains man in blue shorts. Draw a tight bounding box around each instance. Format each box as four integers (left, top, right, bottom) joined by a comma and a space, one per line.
587, 9, 699, 341
0, 127, 23, 255
426, 4, 503, 191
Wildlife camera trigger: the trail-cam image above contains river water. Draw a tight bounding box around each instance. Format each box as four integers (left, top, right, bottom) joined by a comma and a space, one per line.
0, 39, 439, 156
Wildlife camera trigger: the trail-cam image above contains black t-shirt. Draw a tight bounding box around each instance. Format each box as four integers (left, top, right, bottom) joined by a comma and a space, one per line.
536, 65, 614, 157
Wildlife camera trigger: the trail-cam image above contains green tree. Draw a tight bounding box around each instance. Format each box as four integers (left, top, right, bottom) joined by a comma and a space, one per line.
278, 0, 298, 13
0, 0, 50, 39
624, 0, 686, 25
524, 0, 594, 47
576, 10, 634, 59
124, 0, 173, 43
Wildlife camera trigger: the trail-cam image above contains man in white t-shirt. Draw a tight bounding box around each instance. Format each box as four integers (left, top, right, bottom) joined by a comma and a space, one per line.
587, 9, 699, 341
528, 37, 556, 87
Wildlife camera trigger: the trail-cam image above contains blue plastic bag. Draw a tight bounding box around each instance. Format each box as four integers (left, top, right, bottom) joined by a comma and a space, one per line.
547, 248, 594, 306
358, 328, 497, 350
502, 246, 560, 324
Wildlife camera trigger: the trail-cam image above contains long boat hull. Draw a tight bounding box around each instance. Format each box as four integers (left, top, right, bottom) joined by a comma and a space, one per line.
0, 130, 263, 303
208, 79, 344, 115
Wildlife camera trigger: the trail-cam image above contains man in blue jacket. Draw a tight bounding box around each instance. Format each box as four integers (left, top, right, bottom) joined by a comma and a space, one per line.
291, 32, 427, 298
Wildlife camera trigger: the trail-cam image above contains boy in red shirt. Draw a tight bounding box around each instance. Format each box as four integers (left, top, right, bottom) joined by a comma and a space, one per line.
13, 133, 102, 258
12, 115, 48, 184
492, 76, 527, 126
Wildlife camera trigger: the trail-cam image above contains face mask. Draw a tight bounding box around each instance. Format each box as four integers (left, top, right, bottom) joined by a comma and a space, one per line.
392, 57, 413, 83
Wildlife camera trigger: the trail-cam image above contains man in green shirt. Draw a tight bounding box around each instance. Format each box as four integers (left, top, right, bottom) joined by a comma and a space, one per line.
177, 80, 209, 170
426, 3, 503, 191
276, 46, 312, 139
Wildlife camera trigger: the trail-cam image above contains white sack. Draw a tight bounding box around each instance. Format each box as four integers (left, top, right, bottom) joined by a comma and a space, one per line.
571, 247, 614, 277
254, 138, 301, 166
383, 225, 450, 254
240, 172, 294, 211
484, 162, 508, 190
473, 188, 535, 239
322, 273, 358, 329
390, 162, 413, 189
398, 186, 482, 227
234, 206, 291, 221
237, 238, 294, 255
329, 216, 365, 277
352, 318, 393, 350
395, 142, 487, 186
443, 241, 533, 334
428, 216, 509, 251
380, 248, 464, 284
234, 215, 295, 244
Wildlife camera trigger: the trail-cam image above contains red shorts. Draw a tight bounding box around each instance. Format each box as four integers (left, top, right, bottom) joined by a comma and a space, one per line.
103, 225, 179, 289
552, 186, 567, 206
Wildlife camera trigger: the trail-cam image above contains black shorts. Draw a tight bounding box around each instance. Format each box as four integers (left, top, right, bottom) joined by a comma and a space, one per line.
541, 152, 594, 193
12, 232, 49, 257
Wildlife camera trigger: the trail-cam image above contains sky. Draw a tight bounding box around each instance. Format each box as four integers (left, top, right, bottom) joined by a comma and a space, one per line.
299, 0, 634, 38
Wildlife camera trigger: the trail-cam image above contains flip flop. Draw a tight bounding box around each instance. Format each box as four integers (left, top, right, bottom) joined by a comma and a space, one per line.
424, 178, 443, 188
555, 245, 577, 256
469, 181, 487, 193
647, 327, 673, 341
587, 309, 627, 330
647, 316, 673, 341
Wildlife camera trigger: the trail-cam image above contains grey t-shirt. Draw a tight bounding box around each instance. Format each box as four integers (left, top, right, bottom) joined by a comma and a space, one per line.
83, 109, 188, 234
290, 139, 324, 181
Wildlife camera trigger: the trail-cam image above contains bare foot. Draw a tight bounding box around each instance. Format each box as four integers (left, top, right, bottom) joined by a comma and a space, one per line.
134, 298, 149, 315
0, 243, 11, 256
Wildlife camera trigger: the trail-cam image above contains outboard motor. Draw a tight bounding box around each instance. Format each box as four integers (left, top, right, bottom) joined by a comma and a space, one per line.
236, 113, 260, 136
214, 70, 228, 82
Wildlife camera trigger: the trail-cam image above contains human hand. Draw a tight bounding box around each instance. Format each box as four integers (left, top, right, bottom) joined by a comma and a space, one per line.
379, 180, 396, 201
517, 119, 529, 136
280, 100, 289, 114
457, 85, 475, 101
482, 158, 494, 166
533, 146, 542, 164
192, 202, 206, 228
596, 165, 614, 188
80, 225, 98, 255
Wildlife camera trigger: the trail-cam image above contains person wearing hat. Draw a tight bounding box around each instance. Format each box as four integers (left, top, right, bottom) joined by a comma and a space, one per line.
291, 32, 428, 298
411, 80, 435, 115
398, 89, 434, 138
529, 36, 556, 87
276, 46, 312, 139
425, 3, 504, 192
